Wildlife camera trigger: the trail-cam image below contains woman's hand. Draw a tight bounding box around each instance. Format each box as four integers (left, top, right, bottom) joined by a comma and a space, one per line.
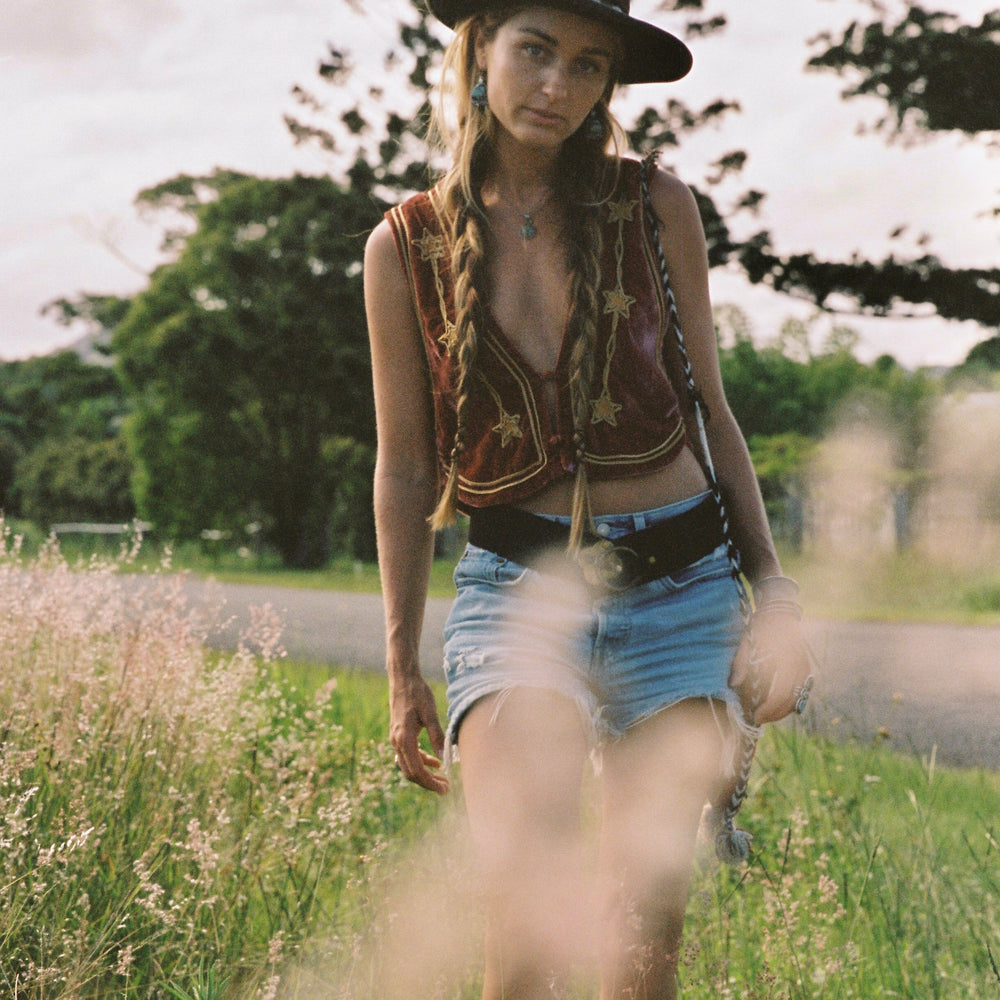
729, 609, 814, 726
389, 671, 450, 795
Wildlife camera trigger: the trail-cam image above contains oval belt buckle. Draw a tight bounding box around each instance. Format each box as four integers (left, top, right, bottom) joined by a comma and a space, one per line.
576, 539, 641, 592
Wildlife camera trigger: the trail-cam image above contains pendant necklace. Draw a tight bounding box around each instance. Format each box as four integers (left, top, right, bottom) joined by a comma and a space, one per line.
514, 188, 553, 241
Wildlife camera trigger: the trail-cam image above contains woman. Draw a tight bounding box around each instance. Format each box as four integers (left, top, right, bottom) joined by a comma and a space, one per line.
364, 2, 813, 996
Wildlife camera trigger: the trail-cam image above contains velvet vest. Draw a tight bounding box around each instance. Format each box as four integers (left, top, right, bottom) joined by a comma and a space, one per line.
386, 158, 688, 510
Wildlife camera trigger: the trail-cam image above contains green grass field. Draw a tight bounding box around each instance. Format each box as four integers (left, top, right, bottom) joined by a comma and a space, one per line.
1, 526, 997, 997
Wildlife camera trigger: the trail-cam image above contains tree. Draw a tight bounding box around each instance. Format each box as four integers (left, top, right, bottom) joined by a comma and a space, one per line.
743, 2, 1000, 328
963, 335, 1000, 370
114, 172, 380, 568
43, 294, 133, 360
620, 4, 1000, 334
284, 0, 443, 199
14, 436, 134, 528
0, 351, 130, 520
807, 6, 1000, 144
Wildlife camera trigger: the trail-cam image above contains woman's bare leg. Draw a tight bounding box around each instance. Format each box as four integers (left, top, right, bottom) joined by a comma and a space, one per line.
599, 699, 728, 1000
458, 687, 593, 1000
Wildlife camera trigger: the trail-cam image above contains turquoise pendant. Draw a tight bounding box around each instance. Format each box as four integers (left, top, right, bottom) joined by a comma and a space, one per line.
519, 215, 538, 240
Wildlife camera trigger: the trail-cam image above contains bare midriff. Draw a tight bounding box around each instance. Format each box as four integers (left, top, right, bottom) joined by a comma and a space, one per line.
516, 445, 709, 517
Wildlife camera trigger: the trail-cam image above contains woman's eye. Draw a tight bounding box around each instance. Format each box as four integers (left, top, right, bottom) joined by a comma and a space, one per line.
523, 43, 548, 60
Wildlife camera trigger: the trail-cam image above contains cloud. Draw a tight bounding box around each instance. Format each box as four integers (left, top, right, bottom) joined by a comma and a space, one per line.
1, 0, 180, 60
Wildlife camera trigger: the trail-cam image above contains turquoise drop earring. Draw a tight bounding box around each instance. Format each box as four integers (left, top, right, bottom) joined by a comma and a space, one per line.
585, 107, 604, 141
471, 73, 488, 110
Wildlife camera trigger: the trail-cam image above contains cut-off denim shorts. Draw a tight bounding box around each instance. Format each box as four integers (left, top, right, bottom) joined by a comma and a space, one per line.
442, 491, 746, 759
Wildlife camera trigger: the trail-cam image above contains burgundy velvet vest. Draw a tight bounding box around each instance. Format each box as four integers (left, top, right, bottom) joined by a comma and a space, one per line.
386, 158, 688, 510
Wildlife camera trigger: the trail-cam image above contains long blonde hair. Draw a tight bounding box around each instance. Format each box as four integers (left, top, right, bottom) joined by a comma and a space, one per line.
428, 11, 624, 550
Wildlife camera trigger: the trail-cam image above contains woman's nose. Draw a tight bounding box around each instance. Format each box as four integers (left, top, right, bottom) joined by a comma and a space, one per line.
540, 62, 569, 99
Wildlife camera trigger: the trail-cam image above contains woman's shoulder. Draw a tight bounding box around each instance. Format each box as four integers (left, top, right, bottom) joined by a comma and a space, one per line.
611, 156, 694, 211
365, 216, 397, 260
636, 160, 699, 228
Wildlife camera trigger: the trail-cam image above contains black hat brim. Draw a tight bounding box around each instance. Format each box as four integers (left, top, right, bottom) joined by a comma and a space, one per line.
425, 0, 692, 84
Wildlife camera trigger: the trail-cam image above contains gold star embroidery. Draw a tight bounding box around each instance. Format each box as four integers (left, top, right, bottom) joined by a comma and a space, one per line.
413, 229, 446, 262
437, 319, 457, 351
591, 390, 622, 426
492, 409, 523, 447
603, 286, 636, 320
607, 198, 638, 224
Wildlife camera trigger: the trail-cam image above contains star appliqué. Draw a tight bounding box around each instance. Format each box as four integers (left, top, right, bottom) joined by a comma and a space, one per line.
437, 319, 457, 351
413, 229, 446, 262
591, 390, 622, 426
606, 198, 639, 224
603, 286, 636, 320
492, 409, 523, 447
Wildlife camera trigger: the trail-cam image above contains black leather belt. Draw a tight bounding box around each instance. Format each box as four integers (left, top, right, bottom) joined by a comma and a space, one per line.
467, 496, 725, 592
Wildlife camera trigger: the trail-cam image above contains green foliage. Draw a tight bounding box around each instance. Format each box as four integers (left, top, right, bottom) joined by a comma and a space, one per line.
788, 3, 1000, 324
42, 293, 133, 352
964, 334, 1000, 370
0, 350, 125, 451
167, 965, 228, 1000
14, 435, 134, 527
114, 172, 382, 568
0, 351, 131, 520
747, 433, 815, 501
718, 321, 937, 453
808, 6, 1000, 140
946, 335, 1000, 390
285, 0, 442, 195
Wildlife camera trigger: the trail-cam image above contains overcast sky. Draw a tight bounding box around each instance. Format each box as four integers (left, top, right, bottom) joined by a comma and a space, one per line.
1, 0, 996, 367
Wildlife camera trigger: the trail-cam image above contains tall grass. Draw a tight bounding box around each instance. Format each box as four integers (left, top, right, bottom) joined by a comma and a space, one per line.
681, 727, 998, 998
0, 524, 438, 998
2, 523, 996, 998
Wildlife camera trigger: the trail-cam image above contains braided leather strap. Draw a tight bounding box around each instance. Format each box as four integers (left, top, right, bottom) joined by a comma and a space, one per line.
639, 153, 761, 864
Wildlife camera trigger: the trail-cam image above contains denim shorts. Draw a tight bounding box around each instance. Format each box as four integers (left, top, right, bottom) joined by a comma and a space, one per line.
442, 491, 746, 756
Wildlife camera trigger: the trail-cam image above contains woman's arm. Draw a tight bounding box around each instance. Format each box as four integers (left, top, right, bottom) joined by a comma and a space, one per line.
648, 167, 812, 724
364, 219, 449, 794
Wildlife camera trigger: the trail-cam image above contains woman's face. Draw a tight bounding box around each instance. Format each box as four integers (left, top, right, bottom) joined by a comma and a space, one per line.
475, 7, 617, 150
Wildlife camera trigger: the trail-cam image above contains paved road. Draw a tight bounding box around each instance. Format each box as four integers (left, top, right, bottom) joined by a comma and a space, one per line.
187, 578, 1000, 770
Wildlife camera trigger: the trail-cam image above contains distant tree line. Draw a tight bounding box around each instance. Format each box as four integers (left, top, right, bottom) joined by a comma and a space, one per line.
3, 296, 993, 563
2, 1, 997, 567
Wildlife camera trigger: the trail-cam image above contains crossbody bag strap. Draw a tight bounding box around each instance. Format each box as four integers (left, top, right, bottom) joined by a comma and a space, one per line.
640, 152, 762, 865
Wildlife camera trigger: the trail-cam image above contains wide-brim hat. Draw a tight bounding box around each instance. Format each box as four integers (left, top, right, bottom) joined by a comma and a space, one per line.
425, 0, 692, 84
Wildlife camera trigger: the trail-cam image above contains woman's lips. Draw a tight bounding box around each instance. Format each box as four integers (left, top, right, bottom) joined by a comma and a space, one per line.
524, 107, 564, 126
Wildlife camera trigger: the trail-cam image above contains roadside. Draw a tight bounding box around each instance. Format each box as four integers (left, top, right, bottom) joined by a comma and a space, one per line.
184, 577, 1000, 771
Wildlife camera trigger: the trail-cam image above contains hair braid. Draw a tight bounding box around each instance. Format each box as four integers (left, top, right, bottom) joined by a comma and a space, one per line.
565, 209, 603, 550
561, 142, 617, 550
429, 166, 492, 530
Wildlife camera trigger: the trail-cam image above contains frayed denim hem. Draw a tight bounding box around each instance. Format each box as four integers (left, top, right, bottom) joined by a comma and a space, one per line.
443, 677, 601, 773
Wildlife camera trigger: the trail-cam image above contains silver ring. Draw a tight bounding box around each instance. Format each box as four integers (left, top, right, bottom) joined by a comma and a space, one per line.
794, 675, 814, 714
